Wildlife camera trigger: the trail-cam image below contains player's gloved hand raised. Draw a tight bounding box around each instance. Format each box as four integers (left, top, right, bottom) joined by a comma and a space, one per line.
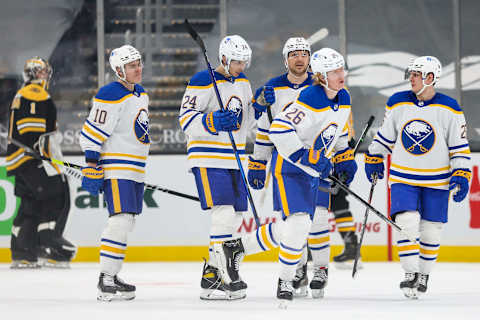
248, 156, 267, 190
364, 153, 384, 183
299, 148, 332, 179
202, 110, 238, 134
333, 148, 357, 185
81, 166, 104, 195
252, 86, 275, 113
449, 169, 471, 202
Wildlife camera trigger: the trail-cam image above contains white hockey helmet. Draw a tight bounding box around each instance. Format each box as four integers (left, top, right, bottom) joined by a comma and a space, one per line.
404, 56, 442, 84
310, 48, 345, 77
282, 37, 311, 66
109, 45, 142, 81
218, 35, 252, 75
23, 57, 53, 88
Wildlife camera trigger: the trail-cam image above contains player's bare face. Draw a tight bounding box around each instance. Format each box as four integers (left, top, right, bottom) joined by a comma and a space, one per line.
409, 71, 434, 94
229, 60, 247, 77
327, 67, 346, 91
124, 60, 143, 83
287, 50, 310, 76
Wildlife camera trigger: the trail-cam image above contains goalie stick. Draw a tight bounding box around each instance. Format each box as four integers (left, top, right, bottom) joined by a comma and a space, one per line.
352, 174, 377, 279
0, 130, 200, 202
184, 19, 261, 227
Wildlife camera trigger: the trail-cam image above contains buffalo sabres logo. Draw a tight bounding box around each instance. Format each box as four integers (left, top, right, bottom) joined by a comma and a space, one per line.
134, 109, 150, 144
313, 123, 338, 151
401, 119, 435, 155
226, 95, 243, 130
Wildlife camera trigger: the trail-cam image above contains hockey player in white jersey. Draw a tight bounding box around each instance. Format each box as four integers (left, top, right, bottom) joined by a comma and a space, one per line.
178, 35, 255, 300
79, 45, 150, 301
214, 48, 357, 304
364, 56, 471, 299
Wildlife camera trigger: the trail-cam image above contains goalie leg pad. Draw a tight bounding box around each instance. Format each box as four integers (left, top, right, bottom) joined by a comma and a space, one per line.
279, 213, 311, 281
419, 219, 443, 275
309, 207, 330, 268
100, 213, 135, 276
395, 211, 420, 273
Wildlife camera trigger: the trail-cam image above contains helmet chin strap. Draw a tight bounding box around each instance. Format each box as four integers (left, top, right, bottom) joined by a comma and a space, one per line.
319, 76, 339, 94
415, 78, 433, 97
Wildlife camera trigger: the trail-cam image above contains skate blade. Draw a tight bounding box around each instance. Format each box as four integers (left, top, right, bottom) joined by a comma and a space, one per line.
402, 288, 419, 300
334, 259, 362, 270
97, 290, 135, 302
10, 261, 41, 269
311, 289, 325, 299
38, 258, 70, 269
293, 286, 308, 298
200, 288, 246, 301
278, 299, 290, 309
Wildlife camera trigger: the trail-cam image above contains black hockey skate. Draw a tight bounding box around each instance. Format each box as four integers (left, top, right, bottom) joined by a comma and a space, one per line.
213, 239, 247, 293
277, 278, 294, 309
333, 231, 361, 269
400, 272, 419, 299
292, 263, 308, 297
200, 259, 245, 300
418, 273, 429, 294
97, 273, 136, 302
310, 267, 328, 299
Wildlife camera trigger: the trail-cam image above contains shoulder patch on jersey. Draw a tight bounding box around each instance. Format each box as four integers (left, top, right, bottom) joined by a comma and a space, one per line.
188, 70, 212, 87
430, 93, 462, 112
386, 91, 414, 109
17, 84, 49, 102
95, 81, 131, 102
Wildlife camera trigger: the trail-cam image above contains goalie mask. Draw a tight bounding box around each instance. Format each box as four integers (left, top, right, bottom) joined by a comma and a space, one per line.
404, 56, 442, 95
218, 35, 252, 76
23, 57, 53, 89
282, 37, 311, 69
109, 45, 142, 82
310, 48, 345, 91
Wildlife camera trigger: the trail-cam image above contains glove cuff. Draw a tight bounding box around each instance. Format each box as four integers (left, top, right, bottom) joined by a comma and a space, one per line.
333, 148, 354, 163
365, 153, 384, 164
85, 150, 100, 164
248, 156, 267, 170
202, 112, 218, 135
452, 168, 471, 181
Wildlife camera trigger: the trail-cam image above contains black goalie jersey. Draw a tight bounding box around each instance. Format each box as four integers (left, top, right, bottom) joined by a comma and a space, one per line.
6, 83, 57, 175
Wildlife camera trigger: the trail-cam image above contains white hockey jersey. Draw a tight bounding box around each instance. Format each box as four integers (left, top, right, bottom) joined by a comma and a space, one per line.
79, 81, 150, 183
179, 69, 255, 169
369, 90, 471, 190
253, 72, 313, 161
269, 85, 351, 177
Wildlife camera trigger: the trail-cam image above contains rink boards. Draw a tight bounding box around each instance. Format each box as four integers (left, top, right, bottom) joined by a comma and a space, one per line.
0, 154, 479, 262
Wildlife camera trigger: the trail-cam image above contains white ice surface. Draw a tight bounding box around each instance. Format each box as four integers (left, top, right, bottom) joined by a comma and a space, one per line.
1, 262, 479, 320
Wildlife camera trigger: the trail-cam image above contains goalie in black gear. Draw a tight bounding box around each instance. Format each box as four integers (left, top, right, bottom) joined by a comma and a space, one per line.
6, 57, 76, 269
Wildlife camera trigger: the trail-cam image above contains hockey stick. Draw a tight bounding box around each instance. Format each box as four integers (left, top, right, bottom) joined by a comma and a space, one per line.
306, 28, 329, 46
352, 174, 377, 279
1, 131, 200, 202
328, 174, 416, 242
184, 19, 261, 227
322, 115, 375, 194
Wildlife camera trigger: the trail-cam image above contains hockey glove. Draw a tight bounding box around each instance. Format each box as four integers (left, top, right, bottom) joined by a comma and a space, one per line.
299, 148, 332, 179
202, 110, 238, 134
333, 148, 357, 185
247, 156, 267, 190
449, 169, 471, 202
252, 86, 275, 113
364, 153, 384, 183
81, 166, 104, 195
